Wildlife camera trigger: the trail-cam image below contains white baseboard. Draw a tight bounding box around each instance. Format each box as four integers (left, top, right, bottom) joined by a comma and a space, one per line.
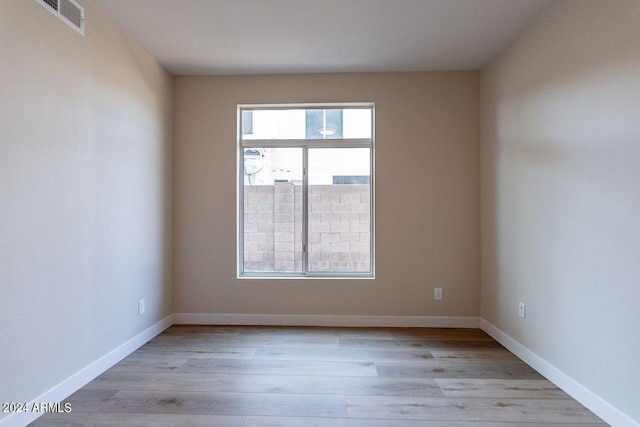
480, 319, 638, 427
173, 313, 480, 328
1, 315, 174, 427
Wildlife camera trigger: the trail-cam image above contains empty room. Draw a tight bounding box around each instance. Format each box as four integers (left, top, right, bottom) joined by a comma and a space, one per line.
1, 0, 639, 426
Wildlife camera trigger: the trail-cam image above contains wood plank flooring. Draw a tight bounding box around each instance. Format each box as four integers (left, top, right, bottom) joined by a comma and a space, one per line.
30, 326, 606, 426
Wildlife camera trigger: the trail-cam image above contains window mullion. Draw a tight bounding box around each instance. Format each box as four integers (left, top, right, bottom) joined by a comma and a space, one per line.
302, 146, 309, 274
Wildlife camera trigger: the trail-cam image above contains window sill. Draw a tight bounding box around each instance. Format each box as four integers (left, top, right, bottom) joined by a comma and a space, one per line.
237, 274, 375, 280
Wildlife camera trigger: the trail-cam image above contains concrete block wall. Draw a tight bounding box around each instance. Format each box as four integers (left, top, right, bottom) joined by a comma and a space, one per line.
244, 184, 371, 272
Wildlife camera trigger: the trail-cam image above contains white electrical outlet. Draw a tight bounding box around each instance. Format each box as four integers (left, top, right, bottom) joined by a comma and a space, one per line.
138, 299, 145, 315
434, 288, 443, 301
519, 302, 526, 319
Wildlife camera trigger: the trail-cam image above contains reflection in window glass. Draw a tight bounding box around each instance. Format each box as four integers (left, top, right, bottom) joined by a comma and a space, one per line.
305, 109, 343, 139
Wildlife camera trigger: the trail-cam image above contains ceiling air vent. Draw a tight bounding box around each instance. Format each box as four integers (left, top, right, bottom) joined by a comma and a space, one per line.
42, 0, 58, 10
35, 0, 84, 35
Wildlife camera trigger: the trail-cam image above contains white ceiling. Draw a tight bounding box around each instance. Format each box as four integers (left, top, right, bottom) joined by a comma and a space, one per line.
91, 0, 551, 75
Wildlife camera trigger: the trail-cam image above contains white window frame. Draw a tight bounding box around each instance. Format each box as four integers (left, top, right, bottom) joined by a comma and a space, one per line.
237, 102, 375, 279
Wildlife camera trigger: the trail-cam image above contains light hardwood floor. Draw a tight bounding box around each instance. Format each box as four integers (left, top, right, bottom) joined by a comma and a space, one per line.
31, 326, 606, 426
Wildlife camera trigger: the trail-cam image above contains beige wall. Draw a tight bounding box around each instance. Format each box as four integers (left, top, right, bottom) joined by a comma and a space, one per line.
0, 0, 173, 414
480, 0, 640, 422
174, 72, 479, 317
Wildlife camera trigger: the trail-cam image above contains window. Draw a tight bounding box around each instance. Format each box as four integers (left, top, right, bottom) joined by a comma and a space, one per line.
238, 103, 374, 278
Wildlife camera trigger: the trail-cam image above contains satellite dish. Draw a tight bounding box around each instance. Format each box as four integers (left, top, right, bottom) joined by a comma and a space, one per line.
244, 149, 265, 178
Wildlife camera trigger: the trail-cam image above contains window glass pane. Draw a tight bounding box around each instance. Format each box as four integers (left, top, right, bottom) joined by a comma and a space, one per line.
243, 148, 303, 273
305, 109, 343, 139
242, 110, 306, 140
308, 148, 371, 272
242, 110, 253, 135
343, 109, 372, 139
242, 108, 371, 140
